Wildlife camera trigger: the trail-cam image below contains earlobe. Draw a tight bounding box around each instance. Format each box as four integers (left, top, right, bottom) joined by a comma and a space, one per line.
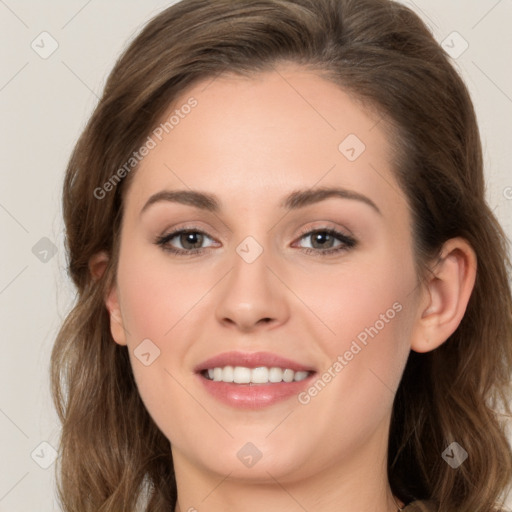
410, 237, 477, 354
89, 251, 127, 346
105, 284, 128, 346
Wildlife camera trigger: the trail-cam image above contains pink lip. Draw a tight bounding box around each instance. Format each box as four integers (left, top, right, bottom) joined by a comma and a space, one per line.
194, 351, 317, 409
194, 351, 316, 373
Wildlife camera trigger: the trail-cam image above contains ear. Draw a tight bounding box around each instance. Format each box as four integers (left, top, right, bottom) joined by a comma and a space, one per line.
89, 251, 109, 281
89, 251, 128, 346
410, 237, 477, 353
105, 283, 128, 346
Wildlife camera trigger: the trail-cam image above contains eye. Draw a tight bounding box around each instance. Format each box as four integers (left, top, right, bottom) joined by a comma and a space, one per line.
155, 227, 217, 255
155, 226, 357, 257
293, 228, 357, 256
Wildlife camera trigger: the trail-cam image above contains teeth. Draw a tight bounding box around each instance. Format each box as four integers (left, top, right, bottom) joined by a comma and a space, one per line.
251, 366, 269, 384
233, 366, 251, 384
205, 366, 311, 384
283, 369, 294, 383
223, 365, 234, 382
269, 367, 282, 382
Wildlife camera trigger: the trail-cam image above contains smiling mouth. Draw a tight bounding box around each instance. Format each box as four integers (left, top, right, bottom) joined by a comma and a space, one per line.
200, 366, 314, 385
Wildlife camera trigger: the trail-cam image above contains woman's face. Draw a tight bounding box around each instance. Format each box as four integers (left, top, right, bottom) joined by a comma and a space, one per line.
108, 63, 423, 484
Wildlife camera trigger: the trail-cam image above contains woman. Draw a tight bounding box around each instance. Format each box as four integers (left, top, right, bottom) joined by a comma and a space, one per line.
51, 0, 512, 510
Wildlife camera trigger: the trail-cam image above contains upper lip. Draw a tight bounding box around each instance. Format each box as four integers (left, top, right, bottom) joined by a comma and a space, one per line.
194, 351, 316, 373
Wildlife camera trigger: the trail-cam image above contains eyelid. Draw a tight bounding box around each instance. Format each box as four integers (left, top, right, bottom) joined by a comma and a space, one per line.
291, 226, 356, 253
293, 221, 354, 240
155, 225, 218, 250
154, 220, 358, 256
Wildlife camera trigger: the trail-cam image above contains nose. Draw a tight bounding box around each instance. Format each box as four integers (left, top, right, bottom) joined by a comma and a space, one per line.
214, 246, 290, 333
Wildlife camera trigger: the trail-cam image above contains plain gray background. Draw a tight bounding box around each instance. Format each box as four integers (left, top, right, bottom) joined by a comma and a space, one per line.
1, 1, 511, 510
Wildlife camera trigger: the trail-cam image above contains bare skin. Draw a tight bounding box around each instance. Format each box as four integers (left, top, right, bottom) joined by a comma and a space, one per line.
90, 62, 476, 512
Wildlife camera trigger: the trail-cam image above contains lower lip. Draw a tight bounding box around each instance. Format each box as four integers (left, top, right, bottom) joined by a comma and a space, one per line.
197, 373, 315, 409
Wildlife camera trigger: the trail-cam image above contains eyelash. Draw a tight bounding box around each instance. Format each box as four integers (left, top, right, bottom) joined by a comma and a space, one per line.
155, 225, 357, 257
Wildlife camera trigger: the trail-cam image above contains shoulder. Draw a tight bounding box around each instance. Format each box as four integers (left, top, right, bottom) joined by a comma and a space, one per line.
403, 500, 437, 512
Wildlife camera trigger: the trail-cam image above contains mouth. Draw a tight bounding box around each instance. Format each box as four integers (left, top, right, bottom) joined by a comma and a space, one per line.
194, 351, 317, 409
200, 366, 313, 384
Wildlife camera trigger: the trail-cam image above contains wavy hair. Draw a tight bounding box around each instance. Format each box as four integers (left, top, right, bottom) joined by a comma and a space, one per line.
50, 0, 512, 510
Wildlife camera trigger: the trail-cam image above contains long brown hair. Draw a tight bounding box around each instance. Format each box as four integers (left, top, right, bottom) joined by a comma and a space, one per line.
51, 0, 512, 510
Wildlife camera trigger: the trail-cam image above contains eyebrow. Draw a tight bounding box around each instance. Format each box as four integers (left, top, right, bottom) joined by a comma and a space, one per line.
139, 186, 382, 216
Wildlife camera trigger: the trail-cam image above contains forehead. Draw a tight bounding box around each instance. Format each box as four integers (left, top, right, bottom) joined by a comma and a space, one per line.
124, 64, 402, 218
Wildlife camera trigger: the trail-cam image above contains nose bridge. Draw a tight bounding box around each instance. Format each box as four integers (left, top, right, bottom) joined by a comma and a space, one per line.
214, 231, 289, 330
231, 234, 270, 295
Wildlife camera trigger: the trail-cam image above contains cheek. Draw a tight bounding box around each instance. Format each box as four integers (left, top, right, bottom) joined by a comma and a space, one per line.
309, 252, 414, 349
117, 244, 210, 342
294, 260, 415, 442
114, 246, 207, 419
304, 247, 416, 415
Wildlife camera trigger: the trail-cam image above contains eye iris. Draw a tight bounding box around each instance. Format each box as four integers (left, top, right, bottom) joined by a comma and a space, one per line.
311, 231, 334, 249
181, 232, 203, 249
